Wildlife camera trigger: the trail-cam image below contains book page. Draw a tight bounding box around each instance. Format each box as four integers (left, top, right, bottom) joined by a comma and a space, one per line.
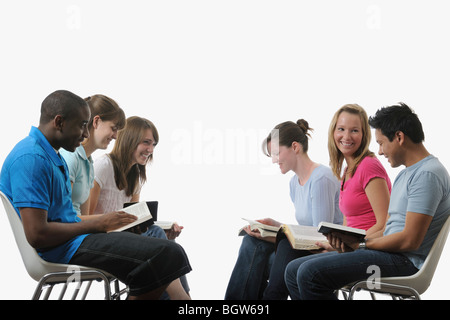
155, 221, 174, 230
242, 218, 280, 232
122, 202, 152, 219
238, 218, 280, 237
109, 202, 153, 232
287, 224, 327, 241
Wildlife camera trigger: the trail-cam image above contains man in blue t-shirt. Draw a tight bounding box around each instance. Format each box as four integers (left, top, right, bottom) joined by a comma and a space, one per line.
0, 90, 191, 299
285, 103, 450, 300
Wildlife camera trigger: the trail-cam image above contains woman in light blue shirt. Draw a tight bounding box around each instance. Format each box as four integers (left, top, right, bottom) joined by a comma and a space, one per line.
225, 119, 343, 300
60, 94, 125, 215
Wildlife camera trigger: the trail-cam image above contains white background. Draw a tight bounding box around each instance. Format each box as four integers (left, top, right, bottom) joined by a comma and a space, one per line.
0, 0, 449, 300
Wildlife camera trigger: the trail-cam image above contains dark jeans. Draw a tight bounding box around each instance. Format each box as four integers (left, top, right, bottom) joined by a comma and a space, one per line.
264, 237, 311, 299
141, 224, 190, 299
225, 234, 310, 300
70, 232, 192, 296
285, 249, 418, 300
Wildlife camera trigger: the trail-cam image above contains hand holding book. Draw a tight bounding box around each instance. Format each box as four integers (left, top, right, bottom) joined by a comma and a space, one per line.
317, 222, 366, 252
238, 218, 281, 243
238, 219, 367, 252
325, 232, 361, 252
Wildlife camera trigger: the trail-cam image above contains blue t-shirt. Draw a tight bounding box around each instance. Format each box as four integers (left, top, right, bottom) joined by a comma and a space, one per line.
384, 155, 450, 269
60, 146, 94, 215
290, 165, 343, 227
0, 127, 88, 264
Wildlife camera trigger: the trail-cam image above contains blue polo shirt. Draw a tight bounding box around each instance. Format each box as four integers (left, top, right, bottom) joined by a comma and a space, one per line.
0, 127, 88, 263
60, 146, 94, 215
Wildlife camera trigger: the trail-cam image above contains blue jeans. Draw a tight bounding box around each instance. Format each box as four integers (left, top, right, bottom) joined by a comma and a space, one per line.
263, 237, 311, 299
142, 223, 168, 239
285, 249, 418, 300
225, 235, 275, 300
225, 235, 310, 300
142, 224, 190, 298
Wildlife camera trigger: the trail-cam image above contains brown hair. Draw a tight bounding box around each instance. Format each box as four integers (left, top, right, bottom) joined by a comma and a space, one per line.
262, 119, 313, 156
84, 94, 126, 131
109, 116, 159, 196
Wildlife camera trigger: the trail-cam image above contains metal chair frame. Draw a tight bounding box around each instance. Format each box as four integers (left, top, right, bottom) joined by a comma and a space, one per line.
341, 215, 450, 300
1, 191, 128, 300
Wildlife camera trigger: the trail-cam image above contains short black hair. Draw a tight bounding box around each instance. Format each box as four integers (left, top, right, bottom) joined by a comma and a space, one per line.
40, 90, 87, 125
369, 102, 424, 143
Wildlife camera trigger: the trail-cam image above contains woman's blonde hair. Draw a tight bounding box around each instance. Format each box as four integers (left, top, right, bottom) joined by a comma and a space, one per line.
109, 116, 159, 196
328, 104, 374, 180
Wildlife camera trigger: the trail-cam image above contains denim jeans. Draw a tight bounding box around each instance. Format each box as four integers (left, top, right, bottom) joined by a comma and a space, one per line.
225, 235, 275, 300
70, 232, 192, 297
263, 237, 311, 299
142, 223, 167, 239
225, 234, 310, 300
142, 224, 190, 298
285, 249, 418, 300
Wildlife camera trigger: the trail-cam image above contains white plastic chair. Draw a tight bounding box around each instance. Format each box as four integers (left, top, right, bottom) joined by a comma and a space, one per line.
1, 191, 127, 300
342, 215, 450, 300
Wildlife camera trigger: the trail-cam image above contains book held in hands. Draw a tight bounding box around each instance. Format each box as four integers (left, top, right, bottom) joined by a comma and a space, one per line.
110, 201, 153, 232
118, 201, 177, 232
238, 218, 280, 238
238, 219, 366, 251
238, 218, 327, 250
317, 221, 366, 240
280, 224, 328, 250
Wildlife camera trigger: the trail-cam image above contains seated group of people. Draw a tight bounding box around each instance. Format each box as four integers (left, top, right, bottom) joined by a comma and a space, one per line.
0, 90, 449, 300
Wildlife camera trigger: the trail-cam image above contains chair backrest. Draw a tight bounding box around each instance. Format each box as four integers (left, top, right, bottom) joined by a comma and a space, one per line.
384, 214, 450, 294
414, 214, 450, 293
1, 191, 89, 281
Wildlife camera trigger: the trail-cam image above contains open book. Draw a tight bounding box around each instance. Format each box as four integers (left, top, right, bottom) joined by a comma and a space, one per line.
110, 201, 153, 232
238, 218, 280, 238
317, 221, 366, 240
280, 224, 328, 250
154, 221, 176, 230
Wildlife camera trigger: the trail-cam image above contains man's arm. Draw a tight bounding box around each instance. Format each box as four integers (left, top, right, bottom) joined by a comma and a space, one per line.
20, 207, 137, 250
365, 212, 432, 252
330, 212, 432, 252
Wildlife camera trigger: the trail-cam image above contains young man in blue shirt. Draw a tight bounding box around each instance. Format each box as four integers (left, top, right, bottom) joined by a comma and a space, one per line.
285, 103, 450, 300
0, 90, 191, 299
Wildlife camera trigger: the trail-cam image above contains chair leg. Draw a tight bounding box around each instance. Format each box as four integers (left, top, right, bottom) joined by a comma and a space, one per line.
58, 283, 69, 299
32, 280, 49, 300
348, 280, 421, 300
113, 278, 121, 300
337, 289, 349, 300
32, 271, 113, 300
80, 281, 93, 300
110, 278, 129, 300
348, 281, 366, 300
42, 286, 53, 300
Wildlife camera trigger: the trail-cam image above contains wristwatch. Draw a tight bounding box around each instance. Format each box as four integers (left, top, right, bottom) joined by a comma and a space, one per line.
358, 239, 367, 250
